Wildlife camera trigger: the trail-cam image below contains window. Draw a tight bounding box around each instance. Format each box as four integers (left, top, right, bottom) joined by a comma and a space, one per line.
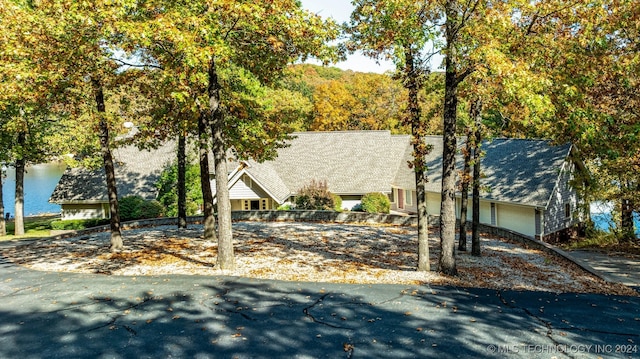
405, 190, 413, 206
389, 189, 395, 203
564, 203, 571, 219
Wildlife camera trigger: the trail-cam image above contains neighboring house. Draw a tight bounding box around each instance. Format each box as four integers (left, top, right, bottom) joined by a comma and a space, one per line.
49, 141, 175, 220
50, 131, 585, 241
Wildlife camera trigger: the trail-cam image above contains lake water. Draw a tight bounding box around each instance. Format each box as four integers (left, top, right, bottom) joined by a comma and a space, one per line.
1, 163, 67, 217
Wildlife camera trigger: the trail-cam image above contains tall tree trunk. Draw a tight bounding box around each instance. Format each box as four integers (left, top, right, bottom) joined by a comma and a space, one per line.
177, 132, 187, 229
0, 171, 5, 236
471, 101, 483, 256
14, 133, 26, 236
198, 113, 216, 241
458, 128, 472, 251
439, 2, 459, 276
209, 57, 235, 270
620, 197, 635, 241
403, 48, 431, 272
93, 78, 123, 251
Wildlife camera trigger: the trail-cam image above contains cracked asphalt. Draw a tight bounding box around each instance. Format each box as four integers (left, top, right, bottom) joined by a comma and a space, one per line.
1, 248, 639, 358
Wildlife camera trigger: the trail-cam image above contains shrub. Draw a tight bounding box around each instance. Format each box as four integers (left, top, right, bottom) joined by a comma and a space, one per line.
138, 199, 165, 219
360, 192, 391, 214
50, 218, 110, 230
119, 196, 164, 221
277, 204, 293, 211
332, 194, 343, 212
294, 179, 335, 211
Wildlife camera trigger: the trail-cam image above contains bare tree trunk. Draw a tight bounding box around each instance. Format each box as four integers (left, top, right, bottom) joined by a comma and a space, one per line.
208, 57, 235, 270
470, 99, 483, 256
404, 47, 430, 272
14, 134, 25, 236
0, 171, 5, 236
471, 146, 481, 255
458, 129, 472, 252
93, 79, 123, 251
439, 2, 459, 275
177, 132, 187, 229
198, 113, 216, 241
620, 197, 635, 241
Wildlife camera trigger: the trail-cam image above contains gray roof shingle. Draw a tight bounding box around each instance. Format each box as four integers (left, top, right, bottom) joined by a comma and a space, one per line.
51, 132, 573, 211
394, 137, 572, 208
49, 141, 175, 203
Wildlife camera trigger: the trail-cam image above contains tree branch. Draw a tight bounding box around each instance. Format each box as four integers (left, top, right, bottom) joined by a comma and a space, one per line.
110, 57, 163, 70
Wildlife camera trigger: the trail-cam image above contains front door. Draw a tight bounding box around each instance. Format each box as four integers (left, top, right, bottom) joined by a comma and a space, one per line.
398, 189, 404, 209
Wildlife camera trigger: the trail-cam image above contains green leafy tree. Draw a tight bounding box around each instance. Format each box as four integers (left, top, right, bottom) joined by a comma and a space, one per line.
124, 0, 339, 269
538, 0, 640, 242
347, 0, 439, 272
0, 1, 79, 236
156, 161, 203, 217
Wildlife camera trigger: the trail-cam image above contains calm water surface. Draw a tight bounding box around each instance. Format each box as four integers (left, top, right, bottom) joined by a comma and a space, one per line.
2, 163, 66, 217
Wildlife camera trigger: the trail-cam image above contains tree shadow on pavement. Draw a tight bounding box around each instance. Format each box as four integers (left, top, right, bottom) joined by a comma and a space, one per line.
1, 274, 638, 358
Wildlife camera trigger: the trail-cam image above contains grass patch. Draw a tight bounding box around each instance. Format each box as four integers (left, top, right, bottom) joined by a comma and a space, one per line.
0, 215, 60, 241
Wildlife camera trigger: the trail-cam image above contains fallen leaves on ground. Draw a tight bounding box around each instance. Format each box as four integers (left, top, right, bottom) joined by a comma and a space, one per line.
0, 221, 636, 296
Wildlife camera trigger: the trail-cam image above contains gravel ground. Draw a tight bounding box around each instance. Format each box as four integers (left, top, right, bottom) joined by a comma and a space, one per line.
1, 221, 636, 296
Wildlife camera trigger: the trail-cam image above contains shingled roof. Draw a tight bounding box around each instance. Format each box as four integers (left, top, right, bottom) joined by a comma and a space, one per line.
49, 141, 175, 203
50, 131, 574, 211
392, 137, 573, 209
238, 131, 407, 202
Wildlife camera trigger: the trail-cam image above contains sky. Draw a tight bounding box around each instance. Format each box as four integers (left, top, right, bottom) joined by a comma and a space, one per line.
298, 0, 395, 74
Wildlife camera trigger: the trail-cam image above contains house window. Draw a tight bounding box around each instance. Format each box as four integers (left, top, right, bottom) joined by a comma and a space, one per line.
405, 190, 413, 206
389, 189, 395, 203
564, 203, 571, 219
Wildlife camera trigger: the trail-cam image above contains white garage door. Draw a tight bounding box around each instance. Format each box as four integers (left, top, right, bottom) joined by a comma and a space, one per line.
496, 204, 535, 237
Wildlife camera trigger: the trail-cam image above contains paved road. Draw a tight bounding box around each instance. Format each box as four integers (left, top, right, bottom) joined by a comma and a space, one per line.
0, 251, 639, 359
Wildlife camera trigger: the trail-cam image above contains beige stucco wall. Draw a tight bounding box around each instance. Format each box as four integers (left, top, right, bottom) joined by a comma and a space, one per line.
61, 203, 107, 220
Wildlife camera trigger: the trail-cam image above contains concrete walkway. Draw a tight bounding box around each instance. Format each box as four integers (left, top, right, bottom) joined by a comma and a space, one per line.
566, 250, 640, 290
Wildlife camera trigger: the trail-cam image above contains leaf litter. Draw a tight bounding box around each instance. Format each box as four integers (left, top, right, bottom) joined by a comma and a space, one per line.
0, 221, 636, 296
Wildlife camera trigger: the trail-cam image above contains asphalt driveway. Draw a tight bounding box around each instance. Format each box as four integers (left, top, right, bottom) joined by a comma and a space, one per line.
0, 250, 639, 359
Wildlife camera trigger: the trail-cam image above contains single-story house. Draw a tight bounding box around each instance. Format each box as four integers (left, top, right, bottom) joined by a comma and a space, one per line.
392, 135, 585, 240
50, 130, 585, 240
49, 141, 175, 220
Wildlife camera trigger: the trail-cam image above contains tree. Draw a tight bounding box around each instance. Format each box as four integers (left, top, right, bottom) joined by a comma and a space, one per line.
542, 0, 640, 242
0, 169, 5, 236
0, 2, 75, 237
156, 159, 203, 217
348, 0, 439, 272
125, 0, 339, 269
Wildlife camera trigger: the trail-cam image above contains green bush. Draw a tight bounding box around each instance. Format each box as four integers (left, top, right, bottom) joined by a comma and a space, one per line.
295, 179, 335, 211
277, 204, 293, 211
50, 218, 110, 230
360, 192, 391, 214
119, 195, 164, 221
332, 194, 343, 212
138, 199, 165, 219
